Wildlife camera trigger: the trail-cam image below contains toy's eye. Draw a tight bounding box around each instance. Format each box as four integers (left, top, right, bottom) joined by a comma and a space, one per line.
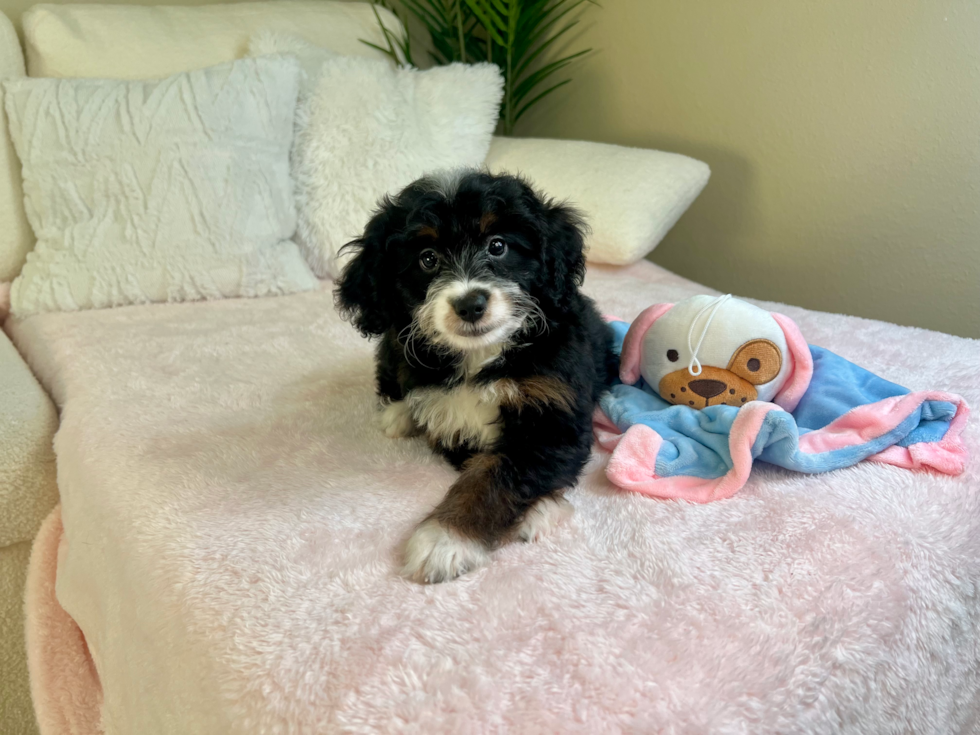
419, 249, 440, 272
667, 349, 679, 362
727, 339, 782, 385
487, 238, 507, 257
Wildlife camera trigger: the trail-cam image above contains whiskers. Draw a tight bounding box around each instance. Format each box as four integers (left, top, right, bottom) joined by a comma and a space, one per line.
398, 320, 435, 369
511, 290, 550, 338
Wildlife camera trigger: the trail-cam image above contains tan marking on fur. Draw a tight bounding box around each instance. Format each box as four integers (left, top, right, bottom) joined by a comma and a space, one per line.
430, 454, 519, 544
417, 226, 438, 239
496, 376, 575, 413
480, 211, 497, 233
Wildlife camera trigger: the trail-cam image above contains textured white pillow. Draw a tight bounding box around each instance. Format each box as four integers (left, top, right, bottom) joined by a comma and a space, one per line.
485, 137, 711, 265
3, 56, 318, 317
249, 33, 504, 278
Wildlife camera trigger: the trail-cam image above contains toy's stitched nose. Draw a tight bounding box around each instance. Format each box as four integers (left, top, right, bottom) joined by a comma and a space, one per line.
453, 290, 489, 323
688, 379, 726, 399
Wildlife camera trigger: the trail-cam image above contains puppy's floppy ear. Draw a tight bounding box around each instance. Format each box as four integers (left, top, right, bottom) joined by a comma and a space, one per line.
540, 199, 587, 312
335, 199, 397, 337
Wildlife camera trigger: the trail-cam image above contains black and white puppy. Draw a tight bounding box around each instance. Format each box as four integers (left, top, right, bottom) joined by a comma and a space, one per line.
336, 170, 616, 583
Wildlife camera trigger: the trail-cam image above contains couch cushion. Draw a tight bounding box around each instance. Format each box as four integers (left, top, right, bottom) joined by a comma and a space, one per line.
0, 329, 58, 547
0, 10, 32, 284
23, 0, 401, 80
485, 137, 710, 266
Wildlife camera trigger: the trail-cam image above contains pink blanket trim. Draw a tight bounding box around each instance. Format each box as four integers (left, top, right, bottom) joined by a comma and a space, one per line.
616, 303, 674, 385
25, 505, 103, 735
865, 392, 971, 474
769, 311, 813, 412
594, 391, 970, 503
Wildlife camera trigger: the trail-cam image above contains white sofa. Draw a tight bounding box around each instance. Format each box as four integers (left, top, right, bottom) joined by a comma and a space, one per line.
2, 3, 979, 734
0, 10, 57, 733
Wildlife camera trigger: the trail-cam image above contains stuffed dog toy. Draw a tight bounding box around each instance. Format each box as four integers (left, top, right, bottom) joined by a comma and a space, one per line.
618, 294, 805, 409
596, 294, 968, 503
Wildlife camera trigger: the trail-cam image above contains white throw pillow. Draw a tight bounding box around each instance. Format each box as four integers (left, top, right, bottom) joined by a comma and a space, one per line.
249, 33, 504, 279
3, 56, 318, 317
485, 137, 711, 265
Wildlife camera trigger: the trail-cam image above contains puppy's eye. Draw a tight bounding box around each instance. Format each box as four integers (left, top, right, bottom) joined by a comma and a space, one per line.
487, 237, 507, 258
419, 249, 440, 272
667, 349, 679, 362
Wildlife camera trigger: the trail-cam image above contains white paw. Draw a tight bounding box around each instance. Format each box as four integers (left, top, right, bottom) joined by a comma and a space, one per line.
515, 495, 573, 543
402, 518, 490, 584
380, 400, 417, 439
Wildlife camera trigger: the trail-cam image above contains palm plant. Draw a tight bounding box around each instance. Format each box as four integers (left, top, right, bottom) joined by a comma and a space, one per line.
364, 0, 596, 135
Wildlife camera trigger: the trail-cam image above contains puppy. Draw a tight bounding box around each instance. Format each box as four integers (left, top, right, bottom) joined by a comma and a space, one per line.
336, 170, 616, 583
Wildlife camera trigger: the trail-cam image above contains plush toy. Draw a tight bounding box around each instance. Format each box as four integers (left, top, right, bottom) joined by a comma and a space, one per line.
618, 294, 809, 410
595, 294, 969, 503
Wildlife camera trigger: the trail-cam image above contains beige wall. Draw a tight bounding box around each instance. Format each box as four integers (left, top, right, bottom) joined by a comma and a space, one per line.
520, 0, 980, 339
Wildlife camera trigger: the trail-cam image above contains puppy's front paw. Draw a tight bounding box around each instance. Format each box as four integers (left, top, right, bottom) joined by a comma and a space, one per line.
515, 495, 573, 543
402, 518, 490, 584
380, 400, 417, 439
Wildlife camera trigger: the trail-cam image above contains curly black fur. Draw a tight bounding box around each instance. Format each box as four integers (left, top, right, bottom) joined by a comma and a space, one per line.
336, 171, 616, 575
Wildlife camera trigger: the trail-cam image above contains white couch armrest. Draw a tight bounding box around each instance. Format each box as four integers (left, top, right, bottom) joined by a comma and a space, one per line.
484, 137, 709, 266
0, 329, 58, 547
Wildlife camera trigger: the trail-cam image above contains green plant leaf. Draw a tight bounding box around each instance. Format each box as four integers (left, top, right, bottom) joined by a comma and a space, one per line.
513, 18, 580, 79
466, 0, 507, 35
359, 39, 397, 62
513, 0, 588, 65
401, 0, 444, 27
463, 0, 506, 44
375, 0, 597, 134
515, 78, 571, 121
512, 47, 589, 104
489, 0, 509, 16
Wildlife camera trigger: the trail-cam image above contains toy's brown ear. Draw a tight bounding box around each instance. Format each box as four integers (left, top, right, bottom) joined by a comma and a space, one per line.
728, 339, 782, 385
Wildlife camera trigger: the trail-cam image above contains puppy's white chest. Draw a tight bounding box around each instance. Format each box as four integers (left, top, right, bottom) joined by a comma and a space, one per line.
407, 383, 502, 449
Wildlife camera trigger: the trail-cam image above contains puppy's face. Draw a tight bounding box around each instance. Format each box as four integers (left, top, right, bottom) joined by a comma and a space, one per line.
336, 171, 586, 354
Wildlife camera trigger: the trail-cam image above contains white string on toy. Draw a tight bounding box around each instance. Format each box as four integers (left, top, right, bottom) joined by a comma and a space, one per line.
686, 294, 732, 376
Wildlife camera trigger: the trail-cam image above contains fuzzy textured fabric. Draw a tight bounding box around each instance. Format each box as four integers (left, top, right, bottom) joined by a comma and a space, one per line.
0, 540, 39, 735
24, 506, 102, 735
3, 56, 318, 317
0, 329, 58, 548
485, 137, 710, 265
250, 32, 503, 278
9, 261, 980, 734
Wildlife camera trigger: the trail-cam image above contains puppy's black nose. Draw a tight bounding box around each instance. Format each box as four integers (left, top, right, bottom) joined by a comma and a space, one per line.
688, 379, 726, 398
454, 290, 489, 323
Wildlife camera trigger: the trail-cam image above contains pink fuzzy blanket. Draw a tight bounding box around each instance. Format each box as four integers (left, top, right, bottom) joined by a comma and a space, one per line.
10, 261, 980, 733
